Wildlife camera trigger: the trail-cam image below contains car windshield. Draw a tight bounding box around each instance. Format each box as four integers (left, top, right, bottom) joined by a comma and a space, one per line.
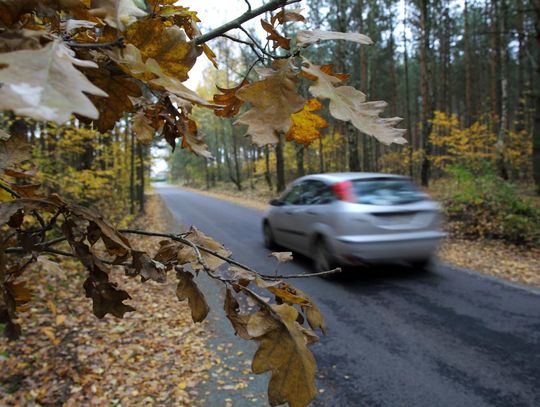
351, 178, 426, 205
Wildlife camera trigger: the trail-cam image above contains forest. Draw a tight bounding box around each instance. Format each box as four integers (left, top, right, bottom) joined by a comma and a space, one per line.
167, 0, 540, 245
0, 0, 539, 405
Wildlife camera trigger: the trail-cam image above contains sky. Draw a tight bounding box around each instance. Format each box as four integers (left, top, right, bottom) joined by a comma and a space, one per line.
182, 0, 263, 89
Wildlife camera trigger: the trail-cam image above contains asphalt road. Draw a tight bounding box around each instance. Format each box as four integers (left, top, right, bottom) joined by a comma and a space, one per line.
156, 184, 540, 407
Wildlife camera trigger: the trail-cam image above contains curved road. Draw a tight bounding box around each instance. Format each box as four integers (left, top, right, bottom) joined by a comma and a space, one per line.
156, 185, 540, 407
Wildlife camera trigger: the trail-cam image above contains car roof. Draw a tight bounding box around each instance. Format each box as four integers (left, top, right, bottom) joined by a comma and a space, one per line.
293, 172, 410, 184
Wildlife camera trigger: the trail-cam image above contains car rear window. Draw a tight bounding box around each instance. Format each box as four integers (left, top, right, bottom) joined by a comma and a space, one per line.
351, 178, 426, 205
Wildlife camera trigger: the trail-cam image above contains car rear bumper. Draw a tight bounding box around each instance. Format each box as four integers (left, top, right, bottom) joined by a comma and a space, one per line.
332, 231, 446, 264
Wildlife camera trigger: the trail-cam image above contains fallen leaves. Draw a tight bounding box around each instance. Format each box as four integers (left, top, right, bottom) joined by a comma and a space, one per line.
0, 40, 107, 123
0, 195, 215, 406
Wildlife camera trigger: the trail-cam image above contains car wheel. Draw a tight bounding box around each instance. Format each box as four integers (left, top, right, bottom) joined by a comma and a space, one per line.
312, 237, 335, 275
263, 222, 277, 249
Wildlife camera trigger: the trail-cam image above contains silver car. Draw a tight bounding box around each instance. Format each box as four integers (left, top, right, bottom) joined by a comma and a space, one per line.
262, 173, 445, 272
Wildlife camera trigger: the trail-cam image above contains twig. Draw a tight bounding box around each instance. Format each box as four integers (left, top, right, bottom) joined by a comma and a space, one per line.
67, 37, 125, 50
117, 229, 342, 280
243, 0, 252, 12
0, 179, 20, 198
221, 34, 264, 61
194, 0, 301, 45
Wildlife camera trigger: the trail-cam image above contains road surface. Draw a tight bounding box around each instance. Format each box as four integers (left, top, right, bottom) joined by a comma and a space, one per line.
156, 184, 540, 407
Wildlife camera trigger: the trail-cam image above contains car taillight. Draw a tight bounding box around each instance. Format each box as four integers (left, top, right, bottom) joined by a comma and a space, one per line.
332, 181, 355, 202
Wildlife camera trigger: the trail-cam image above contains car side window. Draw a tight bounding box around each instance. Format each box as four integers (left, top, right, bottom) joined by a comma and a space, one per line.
280, 184, 305, 205
303, 181, 334, 205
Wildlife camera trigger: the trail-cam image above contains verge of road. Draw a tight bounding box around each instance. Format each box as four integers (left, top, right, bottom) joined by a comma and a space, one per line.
177, 185, 540, 290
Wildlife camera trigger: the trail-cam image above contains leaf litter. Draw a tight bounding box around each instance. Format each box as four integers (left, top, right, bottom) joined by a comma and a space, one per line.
0, 194, 216, 406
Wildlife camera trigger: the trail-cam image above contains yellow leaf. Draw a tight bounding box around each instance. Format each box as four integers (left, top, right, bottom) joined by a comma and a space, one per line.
125, 17, 201, 82
286, 98, 328, 145
55, 314, 66, 325
235, 59, 305, 146
40, 327, 61, 346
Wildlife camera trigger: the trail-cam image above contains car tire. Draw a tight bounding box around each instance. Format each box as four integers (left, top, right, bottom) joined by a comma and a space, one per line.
263, 221, 277, 249
312, 237, 335, 275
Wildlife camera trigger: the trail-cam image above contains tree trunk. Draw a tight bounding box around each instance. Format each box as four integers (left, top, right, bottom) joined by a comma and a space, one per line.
264, 145, 273, 191
403, 2, 414, 177
275, 133, 286, 193
464, 0, 473, 126
419, 0, 433, 186
533, 0, 540, 193
296, 144, 305, 177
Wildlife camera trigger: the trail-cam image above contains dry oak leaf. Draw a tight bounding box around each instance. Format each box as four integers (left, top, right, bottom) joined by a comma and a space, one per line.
302, 58, 407, 145
90, 0, 147, 31
0, 0, 86, 27
176, 269, 209, 323
132, 251, 167, 282
270, 251, 293, 263
0, 198, 58, 226
249, 303, 317, 407
146, 58, 214, 107
81, 67, 141, 132
132, 111, 156, 144
83, 278, 135, 319
286, 98, 328, 145
300, 63, 350, 83
0, 133, 31, 173
271, 8, 305, 25
296, 29, 373, 47
224, 288, 251, 340
261, 19, 290, 50
69, 204, 132, 259
0, 40, 107, 123
0, 29, 43, 52
235, 59, 305, 146
124, 17, 201, 82
213, 80, 250, 118
178, 226, 231, 271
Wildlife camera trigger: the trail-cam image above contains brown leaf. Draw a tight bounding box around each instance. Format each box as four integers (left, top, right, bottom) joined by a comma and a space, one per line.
261, 19, 290, 50
249, 303, 317, 407
132, 250, 167, 282
0, 198, 58, 226
153, 239, 182, 264
69, 204, 132, 260
224, 288, 251, 340
0, 133, 31, 173
271, 9, 305, 25
81, 67, 141, 132
213, 80, 249, 118
0, 29, 42, 52
176, 270, 209, 323
132, 111, 156, 144
267, 283, 310, 306
235, 59, 305, 146
304, 301, 326, 335
83, 278, 135, 319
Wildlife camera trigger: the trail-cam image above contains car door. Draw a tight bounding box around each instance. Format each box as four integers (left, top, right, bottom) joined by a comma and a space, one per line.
270, 183, 305, 249
291, 180, 335, 254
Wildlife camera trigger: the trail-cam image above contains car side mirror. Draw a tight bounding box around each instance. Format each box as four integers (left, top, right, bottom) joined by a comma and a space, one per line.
269, 199, 284, 206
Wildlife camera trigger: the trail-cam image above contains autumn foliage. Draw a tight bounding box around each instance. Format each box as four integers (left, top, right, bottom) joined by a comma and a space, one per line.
0, 0, 409, 406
